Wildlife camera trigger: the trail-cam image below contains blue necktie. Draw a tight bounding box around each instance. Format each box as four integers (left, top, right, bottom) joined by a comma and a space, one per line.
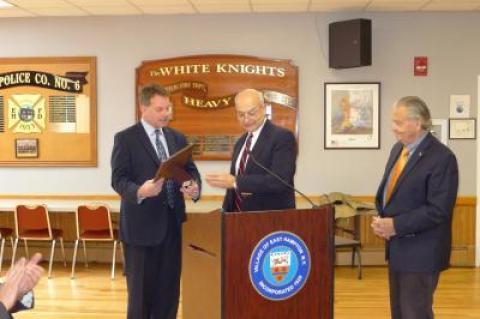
155, 129, 175, 209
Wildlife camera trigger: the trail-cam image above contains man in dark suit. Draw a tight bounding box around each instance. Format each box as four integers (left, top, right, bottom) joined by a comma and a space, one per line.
111, 84, 201, 319
372, 96, 458, 319
0, 253, 43, 319
206, 88, 297, 212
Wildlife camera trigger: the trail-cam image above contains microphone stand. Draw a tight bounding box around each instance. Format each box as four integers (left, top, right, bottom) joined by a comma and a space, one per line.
247, 151, 321, 209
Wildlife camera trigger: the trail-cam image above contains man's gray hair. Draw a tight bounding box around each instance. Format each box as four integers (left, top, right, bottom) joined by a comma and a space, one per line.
395, 96, 432, 131
235, 88, 265, 106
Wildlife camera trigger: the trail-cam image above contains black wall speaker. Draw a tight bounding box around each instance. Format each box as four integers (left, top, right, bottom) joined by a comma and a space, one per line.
329, 19, 372, 69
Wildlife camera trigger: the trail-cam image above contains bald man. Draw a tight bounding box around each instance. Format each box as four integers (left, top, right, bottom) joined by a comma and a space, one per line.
206, 88, 297, 212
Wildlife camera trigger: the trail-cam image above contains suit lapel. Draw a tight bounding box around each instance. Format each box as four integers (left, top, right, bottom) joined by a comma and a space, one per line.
135, 123, 159, 165
163, 127, 177, 156
387, 133, 434, 204
245, 120, 272, 172
231, 133, 247, 174
377, 143, 402, 208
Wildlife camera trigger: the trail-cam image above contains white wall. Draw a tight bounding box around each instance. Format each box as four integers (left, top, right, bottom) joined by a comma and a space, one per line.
0, 12, 478, 196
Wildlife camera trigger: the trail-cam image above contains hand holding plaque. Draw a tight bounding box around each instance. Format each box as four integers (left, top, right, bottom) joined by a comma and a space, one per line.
154, 144, 194, 184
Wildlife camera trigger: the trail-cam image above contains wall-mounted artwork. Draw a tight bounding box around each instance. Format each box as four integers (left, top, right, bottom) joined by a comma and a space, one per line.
430, 119, 448, 145
324, 82, 380, 149
449, 118, 476, 139
0, 57, 96, 166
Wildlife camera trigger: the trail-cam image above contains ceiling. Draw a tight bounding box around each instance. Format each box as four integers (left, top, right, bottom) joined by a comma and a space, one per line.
0, 0, 479, 18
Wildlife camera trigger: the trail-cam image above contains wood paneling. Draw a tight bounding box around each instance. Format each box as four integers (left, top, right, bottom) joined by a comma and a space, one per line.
335, 196, 477, 266
0, 195, 476, 266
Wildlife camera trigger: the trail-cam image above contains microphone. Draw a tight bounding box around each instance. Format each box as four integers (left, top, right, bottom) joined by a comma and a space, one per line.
245, 149, 322, 209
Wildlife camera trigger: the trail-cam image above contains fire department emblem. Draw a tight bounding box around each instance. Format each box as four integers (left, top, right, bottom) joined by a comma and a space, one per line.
8, 94, 46, 133
249, 231, 311, 301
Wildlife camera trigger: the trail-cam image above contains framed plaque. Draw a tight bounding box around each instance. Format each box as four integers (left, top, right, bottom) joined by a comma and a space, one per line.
0, 57, 97, 166
449, 118, 476, 139
136, 54, 298, 160
15, 138, 39, 158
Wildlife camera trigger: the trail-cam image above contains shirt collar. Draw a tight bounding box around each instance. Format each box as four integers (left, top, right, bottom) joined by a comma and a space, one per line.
141, 119, 162, 137
404, 131, 428, 154
249, 117, 267, 139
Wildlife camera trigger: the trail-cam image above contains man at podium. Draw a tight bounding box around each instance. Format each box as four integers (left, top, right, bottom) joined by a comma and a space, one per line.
206, 88, 297, 212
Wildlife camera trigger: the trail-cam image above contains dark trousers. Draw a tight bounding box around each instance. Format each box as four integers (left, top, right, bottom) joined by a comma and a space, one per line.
123, 214, 182, 319
388, 267, 440, 319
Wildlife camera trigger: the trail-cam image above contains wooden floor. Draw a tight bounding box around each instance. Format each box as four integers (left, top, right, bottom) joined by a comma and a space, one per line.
4, 264, 479, 319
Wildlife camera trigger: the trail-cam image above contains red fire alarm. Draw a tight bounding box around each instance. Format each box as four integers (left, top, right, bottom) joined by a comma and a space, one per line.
414, 56, 428, 76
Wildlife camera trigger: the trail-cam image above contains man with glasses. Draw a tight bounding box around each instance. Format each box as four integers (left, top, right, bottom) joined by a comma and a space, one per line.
206, 88, 297, 212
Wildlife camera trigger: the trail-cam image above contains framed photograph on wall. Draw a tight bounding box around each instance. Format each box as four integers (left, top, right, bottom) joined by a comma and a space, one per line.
324, 82, 380, 149
430, 119, 448, 145
449, 118, 476, 139
15, 138, 39, 158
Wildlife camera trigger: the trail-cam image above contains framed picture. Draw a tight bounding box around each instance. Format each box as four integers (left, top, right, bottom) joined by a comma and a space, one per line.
449, 95, 470, 118
449, 118, 476, 139
15, 138, 39, 158
430, 119, 448, 145
324, 82, 380, 149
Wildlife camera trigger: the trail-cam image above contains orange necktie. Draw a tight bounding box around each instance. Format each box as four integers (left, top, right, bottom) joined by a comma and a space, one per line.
385, 146, 409, 203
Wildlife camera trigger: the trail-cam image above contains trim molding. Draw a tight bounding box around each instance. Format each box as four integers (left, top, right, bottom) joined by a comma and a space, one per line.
0, 194, 476, 205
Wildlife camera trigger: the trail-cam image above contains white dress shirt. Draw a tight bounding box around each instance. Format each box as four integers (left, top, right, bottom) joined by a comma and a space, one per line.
235, 118, 267, 174
141, 119, 170, 158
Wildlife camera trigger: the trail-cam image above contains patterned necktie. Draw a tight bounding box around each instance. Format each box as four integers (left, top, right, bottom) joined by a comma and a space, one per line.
385, 146, 409, 203
234, 133, 253, 212
155, 129, 175, 209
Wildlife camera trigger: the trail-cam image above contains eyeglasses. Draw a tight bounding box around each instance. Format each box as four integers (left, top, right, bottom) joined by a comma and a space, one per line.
236, 105, 260, 120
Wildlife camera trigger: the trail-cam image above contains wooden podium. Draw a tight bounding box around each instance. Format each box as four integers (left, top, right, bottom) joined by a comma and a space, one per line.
182, 206, 334, 319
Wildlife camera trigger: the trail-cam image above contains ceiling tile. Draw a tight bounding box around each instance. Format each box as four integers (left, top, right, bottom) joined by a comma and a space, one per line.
309, 0, 368, 2
366, 0, 426, 11
128, 0, 190, 5
191, 0, 247, 3
253, 3, 309, 12
81, 5, 142, 15
70, 0, 132, 6
195, 3, 250, 13
421, 0, 480, 11
139, 4, 196, 14
7, 0, 71, 8
27, 6, 88, 16
0, 6, 33, 16
310, 2, 368, 11
252, 0, 309, 4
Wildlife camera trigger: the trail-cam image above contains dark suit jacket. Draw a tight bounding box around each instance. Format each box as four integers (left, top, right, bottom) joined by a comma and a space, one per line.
111, 122, 201, 246
375, 133, 458, 272
223, 120, 297, 212
0, 286, 32, 319
0, 302, 9, 319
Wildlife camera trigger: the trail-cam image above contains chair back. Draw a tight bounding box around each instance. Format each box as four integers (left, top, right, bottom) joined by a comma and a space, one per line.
76, 204, 113, 239
15, 204, 52, 238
